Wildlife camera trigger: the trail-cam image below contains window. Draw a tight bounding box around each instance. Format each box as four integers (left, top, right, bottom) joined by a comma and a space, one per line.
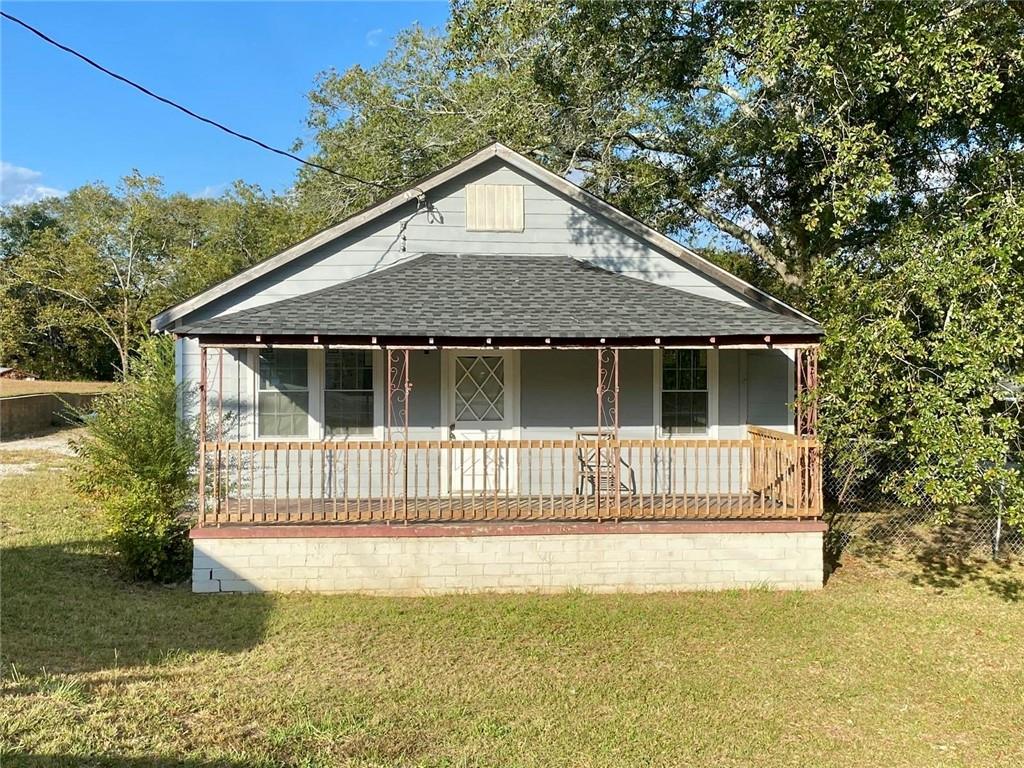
661, 350, 709, 434
454, 355, 505, 422
257, 349, 309, 437
325, 350, 374, 435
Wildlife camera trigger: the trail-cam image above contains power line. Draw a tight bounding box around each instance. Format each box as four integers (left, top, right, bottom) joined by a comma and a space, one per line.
0, 10, 386, 190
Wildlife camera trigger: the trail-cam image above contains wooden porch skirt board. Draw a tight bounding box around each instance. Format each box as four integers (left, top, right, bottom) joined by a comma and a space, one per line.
191, 518, 828, 538
191, 519, 826, 595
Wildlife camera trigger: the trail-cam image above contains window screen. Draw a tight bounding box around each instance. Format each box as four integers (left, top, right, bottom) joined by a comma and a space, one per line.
325, 350, 374, 435
257, 349, 309, 437
661, 350, 709, 434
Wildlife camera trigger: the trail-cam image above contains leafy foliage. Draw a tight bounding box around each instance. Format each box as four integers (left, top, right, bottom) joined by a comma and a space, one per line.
815, 175, 1024, 525
299, 0, 1024, 291
1, 176, 310, 379
71, 336, 197, 582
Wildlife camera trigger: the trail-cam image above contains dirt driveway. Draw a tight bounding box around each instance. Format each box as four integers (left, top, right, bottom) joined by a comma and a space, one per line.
0, 427, 83, 455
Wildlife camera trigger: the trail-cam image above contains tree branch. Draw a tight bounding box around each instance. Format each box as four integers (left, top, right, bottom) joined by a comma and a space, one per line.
685, 198, 803, 287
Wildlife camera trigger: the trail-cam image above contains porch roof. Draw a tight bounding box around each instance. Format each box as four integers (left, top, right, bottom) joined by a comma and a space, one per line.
180, 253, 822, 342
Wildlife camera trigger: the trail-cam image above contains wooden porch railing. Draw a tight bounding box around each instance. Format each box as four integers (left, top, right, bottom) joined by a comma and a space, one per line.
198, 428, 821, 526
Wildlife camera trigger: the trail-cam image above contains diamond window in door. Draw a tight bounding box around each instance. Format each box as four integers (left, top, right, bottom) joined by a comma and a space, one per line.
455, 356, 505, 421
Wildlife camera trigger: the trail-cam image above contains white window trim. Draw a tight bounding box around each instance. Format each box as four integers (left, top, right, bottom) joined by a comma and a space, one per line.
653, 348, 719, 439
323, 348, 382, 441
250, 348, 318, 440
248, 348, 384, 442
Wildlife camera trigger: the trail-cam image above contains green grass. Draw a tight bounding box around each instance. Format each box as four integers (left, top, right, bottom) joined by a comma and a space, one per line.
2, 449, 1023, 768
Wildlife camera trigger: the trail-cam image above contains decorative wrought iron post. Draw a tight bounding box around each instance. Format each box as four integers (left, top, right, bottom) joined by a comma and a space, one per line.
217, 347, 225, 443
386, 348, 412, 520
596, 348, 621, 520
795, 345, 821, 515
795, 346, 819, 437
198, 345, 207, 525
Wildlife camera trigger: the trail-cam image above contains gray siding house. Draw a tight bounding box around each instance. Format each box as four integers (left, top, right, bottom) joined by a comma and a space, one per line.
152, 143, 825, 595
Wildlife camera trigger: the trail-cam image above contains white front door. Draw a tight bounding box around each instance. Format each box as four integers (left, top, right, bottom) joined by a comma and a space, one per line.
446, 350, 518, 493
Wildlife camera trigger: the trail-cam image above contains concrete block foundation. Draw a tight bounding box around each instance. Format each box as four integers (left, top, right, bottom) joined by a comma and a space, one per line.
190, 520, 826, 595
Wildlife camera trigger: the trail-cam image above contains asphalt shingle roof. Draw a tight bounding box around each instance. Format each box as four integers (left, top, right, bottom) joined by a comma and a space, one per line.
182, 253, 821, 339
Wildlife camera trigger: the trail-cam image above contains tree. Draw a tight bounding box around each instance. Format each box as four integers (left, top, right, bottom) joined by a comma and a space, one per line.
1, 177, 311, 379
299, 0, 1023, 295
3, 173, 175, 375
1, 198, 118, 377
814, 164, 1024, 526
162, 182, 310, 302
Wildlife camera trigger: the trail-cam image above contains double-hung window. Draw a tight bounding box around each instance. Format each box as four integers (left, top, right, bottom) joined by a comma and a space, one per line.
325, 350, 374, 435
257, 349, 310, 437
661, 349, 709, 435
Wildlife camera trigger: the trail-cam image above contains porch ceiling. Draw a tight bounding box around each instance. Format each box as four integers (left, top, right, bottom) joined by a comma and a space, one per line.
180, 253, 823, 341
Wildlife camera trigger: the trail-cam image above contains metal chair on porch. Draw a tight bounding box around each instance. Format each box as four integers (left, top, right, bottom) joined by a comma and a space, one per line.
575, 432, 637, 496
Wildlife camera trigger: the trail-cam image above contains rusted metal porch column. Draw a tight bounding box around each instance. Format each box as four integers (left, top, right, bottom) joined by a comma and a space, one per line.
795, 346, 819, 437
596, 347, 621, 520
198, 345, 207, 525
795, 345, 821, 516
386, 347, 412, 521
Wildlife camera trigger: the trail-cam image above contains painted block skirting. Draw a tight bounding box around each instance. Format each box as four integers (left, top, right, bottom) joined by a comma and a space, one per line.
191, 522, 824, 594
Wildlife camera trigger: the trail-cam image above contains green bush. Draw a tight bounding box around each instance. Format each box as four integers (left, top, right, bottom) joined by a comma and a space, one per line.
71, 336, 196, 582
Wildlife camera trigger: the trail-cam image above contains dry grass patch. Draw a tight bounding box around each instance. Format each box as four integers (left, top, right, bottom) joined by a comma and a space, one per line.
2, 450, 1023, 767
0, 380, 114, 398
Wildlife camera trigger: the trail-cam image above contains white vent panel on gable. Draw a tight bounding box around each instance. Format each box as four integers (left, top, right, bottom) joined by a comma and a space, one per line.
465, 184, 524, 232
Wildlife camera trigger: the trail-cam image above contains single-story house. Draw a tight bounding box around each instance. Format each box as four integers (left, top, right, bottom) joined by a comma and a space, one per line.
0, 366, 37, 380
151, 142, 825, 595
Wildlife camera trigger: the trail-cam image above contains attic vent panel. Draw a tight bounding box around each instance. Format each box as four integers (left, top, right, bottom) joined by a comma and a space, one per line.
466, 184, 524, 232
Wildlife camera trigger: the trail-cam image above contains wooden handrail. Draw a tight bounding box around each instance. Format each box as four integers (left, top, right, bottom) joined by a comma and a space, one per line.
746, 425, 819, 444
198, 430, 823, 526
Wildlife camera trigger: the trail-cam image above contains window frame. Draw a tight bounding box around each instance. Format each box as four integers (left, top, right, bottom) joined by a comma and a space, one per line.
441, 349, 520, 434
249, 348, 383, 442
253, 348, 316, 440
653, 348, 719, 439
323, 349, 376, 437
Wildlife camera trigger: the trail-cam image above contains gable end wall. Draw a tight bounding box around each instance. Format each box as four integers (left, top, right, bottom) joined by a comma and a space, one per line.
175, 157, 749, 329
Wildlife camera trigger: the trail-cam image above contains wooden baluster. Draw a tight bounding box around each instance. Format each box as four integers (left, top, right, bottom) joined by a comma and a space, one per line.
445, 441, 453, 521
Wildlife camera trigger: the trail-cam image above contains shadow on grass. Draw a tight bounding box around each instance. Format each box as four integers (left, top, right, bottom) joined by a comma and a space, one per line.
909, 528, 1024, 602
0, 540, 272, 675
2, 753, 262, 768
825, 502, 1024, 601
839, 530, 1023, 603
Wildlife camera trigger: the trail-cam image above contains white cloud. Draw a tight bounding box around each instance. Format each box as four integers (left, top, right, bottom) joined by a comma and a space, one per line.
365, 27, 384, 47
193, 183, 228, 199
0, 162, 66, 206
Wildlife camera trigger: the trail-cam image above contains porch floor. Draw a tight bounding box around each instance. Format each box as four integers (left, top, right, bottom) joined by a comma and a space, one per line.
205, 492, 812, 526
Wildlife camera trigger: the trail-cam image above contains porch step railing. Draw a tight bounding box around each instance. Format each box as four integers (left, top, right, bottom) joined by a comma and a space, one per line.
198, 428, 821, 525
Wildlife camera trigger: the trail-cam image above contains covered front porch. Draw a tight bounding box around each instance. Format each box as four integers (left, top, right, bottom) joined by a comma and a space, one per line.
194, 342, 822, 528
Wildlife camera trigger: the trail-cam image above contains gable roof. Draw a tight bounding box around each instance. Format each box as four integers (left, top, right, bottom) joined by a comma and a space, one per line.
152, 143, 817, 332
181, 252, 821, 341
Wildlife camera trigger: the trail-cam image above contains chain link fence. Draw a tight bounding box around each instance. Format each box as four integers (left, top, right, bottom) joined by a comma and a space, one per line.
824, 447, 1023, 560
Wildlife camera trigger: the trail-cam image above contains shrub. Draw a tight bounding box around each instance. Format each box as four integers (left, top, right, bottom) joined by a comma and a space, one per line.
72, 336, 196, 582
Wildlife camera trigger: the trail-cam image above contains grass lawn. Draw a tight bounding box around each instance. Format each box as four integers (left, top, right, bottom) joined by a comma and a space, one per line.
0, 380, 114, 398
2, 449, 1023, 768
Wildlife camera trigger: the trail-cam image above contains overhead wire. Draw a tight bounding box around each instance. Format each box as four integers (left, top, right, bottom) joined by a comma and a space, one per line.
1, 10, 386, 190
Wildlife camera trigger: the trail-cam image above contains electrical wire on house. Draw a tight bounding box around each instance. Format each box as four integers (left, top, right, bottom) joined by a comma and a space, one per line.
0, 10, 386, 189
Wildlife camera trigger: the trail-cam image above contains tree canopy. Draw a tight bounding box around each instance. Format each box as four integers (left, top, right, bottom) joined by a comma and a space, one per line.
1, 177, 308, 377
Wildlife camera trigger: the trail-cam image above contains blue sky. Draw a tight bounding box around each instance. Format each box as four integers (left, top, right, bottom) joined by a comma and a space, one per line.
1, 1, 450, 205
